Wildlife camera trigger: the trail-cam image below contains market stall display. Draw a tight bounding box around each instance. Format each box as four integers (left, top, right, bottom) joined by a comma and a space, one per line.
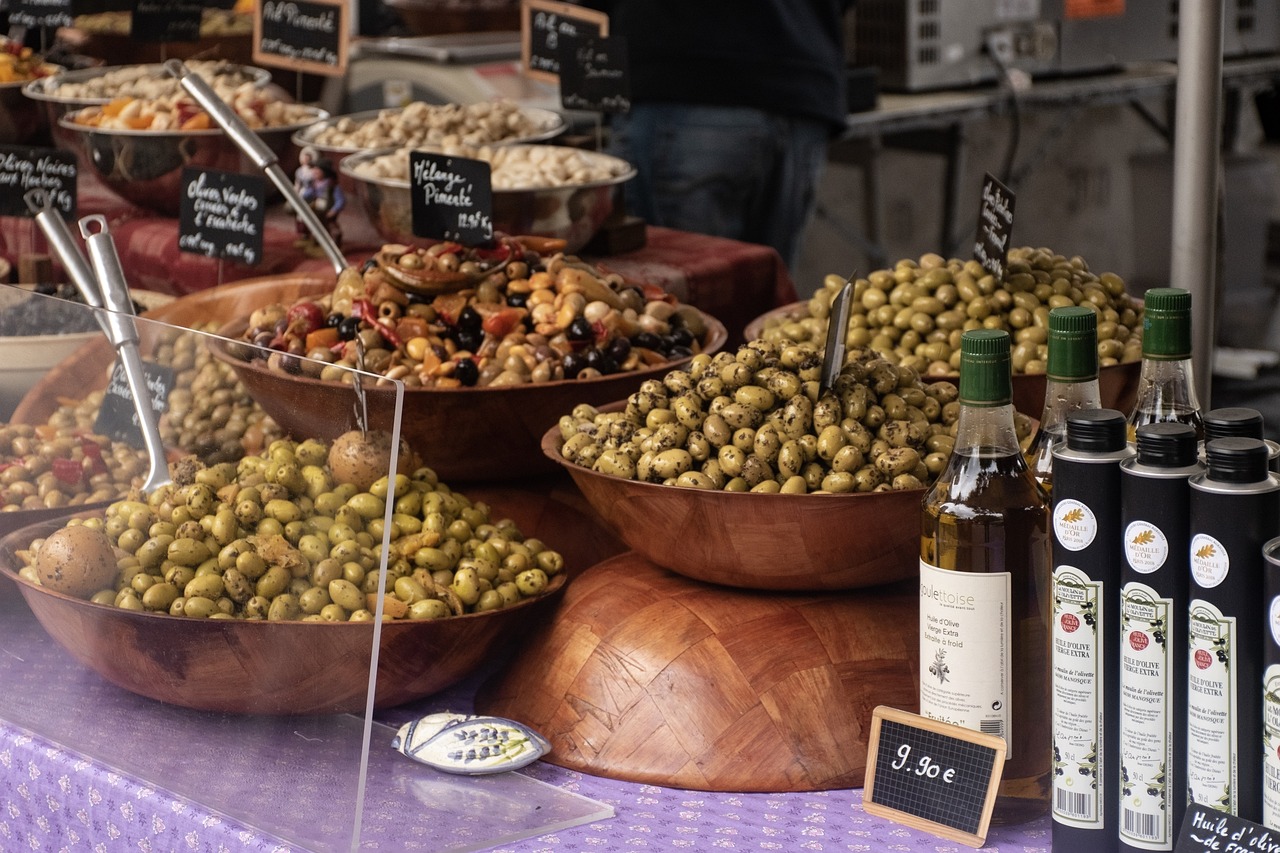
0, 37, 59, 144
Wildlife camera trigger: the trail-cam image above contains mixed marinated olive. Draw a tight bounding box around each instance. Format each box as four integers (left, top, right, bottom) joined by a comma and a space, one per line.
16, 432, 565, 621
760, 246, 1143, 376
0, 424, 146, 512
555, 339, 1033, 494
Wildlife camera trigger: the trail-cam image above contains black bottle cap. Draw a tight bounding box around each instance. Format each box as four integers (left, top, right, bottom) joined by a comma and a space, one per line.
1204, 407, 1265, 441
1066, 408, 1128, 452
1205, 437, 1271, 483
1135, 422, 1198, 467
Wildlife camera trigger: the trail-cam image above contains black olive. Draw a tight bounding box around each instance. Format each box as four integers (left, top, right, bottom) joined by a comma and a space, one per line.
607, 337, 631, 362
567, 316, 594, 341
454, 358, 479, 386
337, 316, 362, 340
361, 257, 378, 273
458, 306, 483, 331
455, 328, 482, 353
325, 313, 344, 328
670, 328, 695, 348
562, 352, 587, 378
506, 291, 528, 309
633, 332, 662, 351
585, 348, 617, 374
406, 291, 430, 305
669, 345, 693, 359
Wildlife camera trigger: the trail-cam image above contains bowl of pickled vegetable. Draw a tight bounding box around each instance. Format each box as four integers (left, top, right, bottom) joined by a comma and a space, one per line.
0, 435, 570, 714
542, 339, 1032, 591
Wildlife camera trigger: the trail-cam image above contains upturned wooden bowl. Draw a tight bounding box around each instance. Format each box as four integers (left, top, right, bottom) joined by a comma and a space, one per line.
0, 516, 567, 715
541, 420, 922, 591
477, 553, 920, 792
745, 301, 1142, 417
209, 311, 727, 483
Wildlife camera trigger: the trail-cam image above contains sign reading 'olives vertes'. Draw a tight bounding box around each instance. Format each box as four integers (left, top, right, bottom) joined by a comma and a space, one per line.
409, 151, 494, 247
862, 705, 1005, 848
0, 145, 76, 219
93, 359, 175, 450
177, 167, 266, 266
253, 0, 348, 77
131, 0, 204, 43
557, 34, 631, 114
9, 0, 73, 29
521, 0, 608, 85
974, 173, 1016, 284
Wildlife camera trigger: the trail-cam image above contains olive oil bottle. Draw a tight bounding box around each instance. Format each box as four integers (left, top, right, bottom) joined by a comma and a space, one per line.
920, 328, 1052, 824
1026, 306, 1102, 494
1127, 288, 1203, 440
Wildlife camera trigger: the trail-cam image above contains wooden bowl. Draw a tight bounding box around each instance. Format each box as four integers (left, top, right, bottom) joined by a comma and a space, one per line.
745, 301, 1143, 416
476, 553, 920, 792
0, 516, 568, 715
540, 419, 922, 591
209, 311, 727, 483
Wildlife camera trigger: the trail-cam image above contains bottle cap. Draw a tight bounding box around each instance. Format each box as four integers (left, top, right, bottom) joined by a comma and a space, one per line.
1066, 408, 1127, 452
1205, 437, 1271, 483
1204, 407, 1265, 441
1141, 287, 1192, 360
958, 329, 1012, 407
1135, 421, 1198, 466
1046, 306, 1098, 382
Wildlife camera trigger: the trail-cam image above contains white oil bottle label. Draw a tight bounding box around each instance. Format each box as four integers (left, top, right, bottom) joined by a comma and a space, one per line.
1187, 598, 1237, 814
1264, 665, 1280, 829
1119, 582, 1174, 849
1054, 499, 1098, 552
919, 560, 1012, 755
1124, 521, 1169, 574
1052, 565, 1103, 827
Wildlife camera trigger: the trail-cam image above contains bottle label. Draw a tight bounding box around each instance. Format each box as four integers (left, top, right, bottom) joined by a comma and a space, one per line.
1189, 533, 1230, 589
1271, 596, 1280, 649
1124, 520, 1169, 574
1187, 598, 1237, 815
1053, 498, 1097, 552
1119, 582, 1175, 849
1051, 564, 1103, 827
1264, 665, 1280, 830
919, 561, 1012, 756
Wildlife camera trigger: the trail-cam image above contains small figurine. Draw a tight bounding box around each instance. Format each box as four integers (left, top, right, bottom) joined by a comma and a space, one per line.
296, 156, 345, 254
294, 145, 318, 193
391, 712, 551, 775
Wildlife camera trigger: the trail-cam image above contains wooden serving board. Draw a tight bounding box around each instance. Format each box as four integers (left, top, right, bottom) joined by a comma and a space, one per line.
477, 553, 920, 792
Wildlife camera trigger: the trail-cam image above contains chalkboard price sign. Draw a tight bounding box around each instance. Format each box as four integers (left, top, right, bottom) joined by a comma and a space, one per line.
93, 358, 175, 449
131, 0, 204, 44
253, 0, 348, 77
521, 0, 608, 84
0, 145, 76, 219
409, 151, 493, 246
1174, 804, 1280, 853
863, 706, 1005, 848
973, 173, 1016, 283
9, 0, 73, 29
558, 35, 631, 114
177, 167, 266, 266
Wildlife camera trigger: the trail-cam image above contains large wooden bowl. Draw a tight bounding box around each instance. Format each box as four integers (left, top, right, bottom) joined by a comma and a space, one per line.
477, 553, 920, 792
541, 421, 921, 591
210, 311, 727, 483
0, 516, 568, 715
745, 301, 1142, 416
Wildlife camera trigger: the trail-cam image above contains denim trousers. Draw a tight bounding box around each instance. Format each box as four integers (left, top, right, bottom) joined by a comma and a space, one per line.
608, 104, 830, 270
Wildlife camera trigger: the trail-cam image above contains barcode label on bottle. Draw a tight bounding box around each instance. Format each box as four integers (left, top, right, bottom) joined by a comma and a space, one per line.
1123, 807, 1160, 840
1055, 788, 1091, 819
979, 720, 1003, 737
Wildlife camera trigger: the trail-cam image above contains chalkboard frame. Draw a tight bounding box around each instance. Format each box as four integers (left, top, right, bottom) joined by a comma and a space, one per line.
252, 0, 349, 78
520, 0, 609, 85
862, 705, 1005, 848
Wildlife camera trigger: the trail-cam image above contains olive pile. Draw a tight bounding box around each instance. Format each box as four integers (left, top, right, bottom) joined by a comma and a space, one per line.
556, 340, 1030, 494
760, 247, 1143, 376
0, 424, 146, 511
17, 436, 564, 621
0, 284, 145, 337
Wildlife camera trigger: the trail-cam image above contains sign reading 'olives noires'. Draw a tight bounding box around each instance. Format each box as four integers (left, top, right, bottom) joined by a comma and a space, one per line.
0, 145, 76, 219
131, 0, 204, 43
93, 359, 175, 449
177, 167, 266, 266
557, 34, 631, 114
9, 0, 73, 29
862, 705, 1005, 848
974, 173, 1016, 284
521, 0, 608, 84
253, 0, 348, 77
409, 151, 493, 246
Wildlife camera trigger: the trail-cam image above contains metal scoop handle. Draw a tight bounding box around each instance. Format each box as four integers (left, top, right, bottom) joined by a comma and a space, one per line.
24, 189, 109, 335
820, 274, 855, 394
163, 58, 347, 275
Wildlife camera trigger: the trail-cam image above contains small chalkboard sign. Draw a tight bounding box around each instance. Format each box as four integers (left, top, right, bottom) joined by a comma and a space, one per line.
862, 706, 1005, 848
409, 151, 493, 246
177, 167, 266, 266
0, 145, 76, 219
558, 34, 630, 114
1175, 804, 1279, 853
253, 0, 348, 78
9, 0, 73, 29
521, 0, 608, 85
92, 359, 175, 449
973, 173, 1015, 283
131, 0, 204, 44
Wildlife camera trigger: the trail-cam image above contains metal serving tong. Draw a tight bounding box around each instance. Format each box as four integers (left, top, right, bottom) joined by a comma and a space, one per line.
163, 58, 348, 276
819, 273, 856, 394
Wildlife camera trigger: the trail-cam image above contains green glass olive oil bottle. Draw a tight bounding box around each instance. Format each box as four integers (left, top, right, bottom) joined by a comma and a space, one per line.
920, 328, 1053, 824
1025, 306, 1103, 495
1127, 288, 1203, 441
